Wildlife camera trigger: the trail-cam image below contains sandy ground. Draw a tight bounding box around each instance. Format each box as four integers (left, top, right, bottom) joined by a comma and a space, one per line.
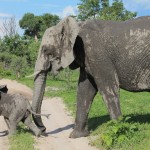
0, 79, 98, 150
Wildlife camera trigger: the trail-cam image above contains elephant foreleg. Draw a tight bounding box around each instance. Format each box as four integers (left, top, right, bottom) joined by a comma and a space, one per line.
70, 68, 97, 138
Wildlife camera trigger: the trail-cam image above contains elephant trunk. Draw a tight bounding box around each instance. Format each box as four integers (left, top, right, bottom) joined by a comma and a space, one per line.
32, 71, 48, 132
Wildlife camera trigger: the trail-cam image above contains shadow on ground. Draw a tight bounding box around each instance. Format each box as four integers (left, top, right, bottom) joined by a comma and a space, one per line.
47, 124, 74, 135
125, 113, 150, 123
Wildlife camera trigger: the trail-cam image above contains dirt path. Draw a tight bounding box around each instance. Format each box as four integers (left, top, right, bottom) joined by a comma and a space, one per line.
0, 79, 98, 150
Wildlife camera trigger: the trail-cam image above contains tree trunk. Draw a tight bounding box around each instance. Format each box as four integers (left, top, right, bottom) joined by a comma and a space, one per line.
34, 34, 38, 42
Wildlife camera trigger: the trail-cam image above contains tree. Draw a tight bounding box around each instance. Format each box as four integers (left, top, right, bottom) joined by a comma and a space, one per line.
42, 13, 60, 28
19, 13, 42, 42
77, 0, 137, 21
19, 13, 60, 41
78, 0, 100, 21
99, 0, 137, 21
0, 16, 18, 37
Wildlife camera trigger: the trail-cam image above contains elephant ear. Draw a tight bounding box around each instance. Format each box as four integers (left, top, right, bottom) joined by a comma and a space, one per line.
57, 17, 79, 68
0, 85, 8, 93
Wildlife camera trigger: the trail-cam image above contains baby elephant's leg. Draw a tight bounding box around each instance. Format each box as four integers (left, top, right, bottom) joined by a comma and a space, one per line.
4, 117, 10, 135
9, 120, 17, 135
8, 111, 21, 136
22, 114, 41, 136
4, 117, 10, 129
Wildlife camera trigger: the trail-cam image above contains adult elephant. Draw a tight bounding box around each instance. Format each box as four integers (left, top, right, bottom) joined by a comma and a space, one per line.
32, 16, 150, 138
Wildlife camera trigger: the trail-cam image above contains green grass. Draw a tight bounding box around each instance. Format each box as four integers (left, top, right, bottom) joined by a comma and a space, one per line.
9, 123, 35, 150
2, 69, 150, 150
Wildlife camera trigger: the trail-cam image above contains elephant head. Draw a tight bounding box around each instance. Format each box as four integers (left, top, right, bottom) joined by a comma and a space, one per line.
34, 17, 79, 76
32, 17, 80, 131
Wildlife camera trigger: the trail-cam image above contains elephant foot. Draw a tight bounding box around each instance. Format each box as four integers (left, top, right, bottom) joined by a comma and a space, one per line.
35, 129, 48, 137
69, 129, 89, 138
34, 129, 42, 137
35, 131, 41, 137
41, 131, 48, 137
38, 126, 46, 133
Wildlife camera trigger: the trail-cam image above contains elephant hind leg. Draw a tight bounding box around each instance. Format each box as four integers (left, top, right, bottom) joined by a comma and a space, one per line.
22, 114, 41, 136
101, 87, 121, 120
97, 72, 122, 120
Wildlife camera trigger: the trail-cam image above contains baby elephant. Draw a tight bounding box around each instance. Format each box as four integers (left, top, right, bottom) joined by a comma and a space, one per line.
0, 85, 50, 136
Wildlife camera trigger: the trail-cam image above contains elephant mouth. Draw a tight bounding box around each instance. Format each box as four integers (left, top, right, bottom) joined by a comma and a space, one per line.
49, 63, 63, 76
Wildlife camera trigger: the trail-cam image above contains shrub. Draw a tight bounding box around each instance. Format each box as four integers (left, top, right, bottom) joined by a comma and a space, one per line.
90, 117, 141, 150
11, 56, 28, 78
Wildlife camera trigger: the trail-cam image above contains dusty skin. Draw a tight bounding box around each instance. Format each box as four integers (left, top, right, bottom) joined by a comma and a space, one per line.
0, 79, 98, 150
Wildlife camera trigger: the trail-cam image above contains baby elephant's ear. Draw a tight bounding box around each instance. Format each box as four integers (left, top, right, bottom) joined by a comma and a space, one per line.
0, 85, 8, 93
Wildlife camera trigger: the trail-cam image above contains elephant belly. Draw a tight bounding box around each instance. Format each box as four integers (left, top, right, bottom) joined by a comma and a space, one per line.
119, 68, 150, 92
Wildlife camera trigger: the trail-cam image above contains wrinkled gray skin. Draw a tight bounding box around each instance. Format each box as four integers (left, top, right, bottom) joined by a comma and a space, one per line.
32, 16, 150, 138
0, 86, 50, 136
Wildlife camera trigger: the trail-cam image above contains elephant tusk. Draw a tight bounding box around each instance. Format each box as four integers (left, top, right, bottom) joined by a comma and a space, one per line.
25, 71, 41, 78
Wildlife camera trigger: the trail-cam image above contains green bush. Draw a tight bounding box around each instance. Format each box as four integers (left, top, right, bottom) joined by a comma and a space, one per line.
0, 64, 12, 77
100, 117, 139, 149
11, 56, 28, 78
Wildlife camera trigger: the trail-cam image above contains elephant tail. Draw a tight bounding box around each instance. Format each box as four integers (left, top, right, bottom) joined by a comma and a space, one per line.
25, 97, 50, 118
28, 107, 51, 119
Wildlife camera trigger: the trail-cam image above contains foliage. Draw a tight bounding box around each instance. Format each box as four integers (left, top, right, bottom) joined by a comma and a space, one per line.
0, 35, 39, 78
19, 13, 60, 40
78, 0, 101, 20
0, 52, 12, 69
0, 64, 12, 77
0, 34, 29, 57
19, 13, 42, 40
26, 38, 40, 67
99, 0, 137, 21
99, 117, 139, 149
40, 13, 60, 36
10, 56, 28, 78
77, 0, 137, 21
89, 91, 150, 150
